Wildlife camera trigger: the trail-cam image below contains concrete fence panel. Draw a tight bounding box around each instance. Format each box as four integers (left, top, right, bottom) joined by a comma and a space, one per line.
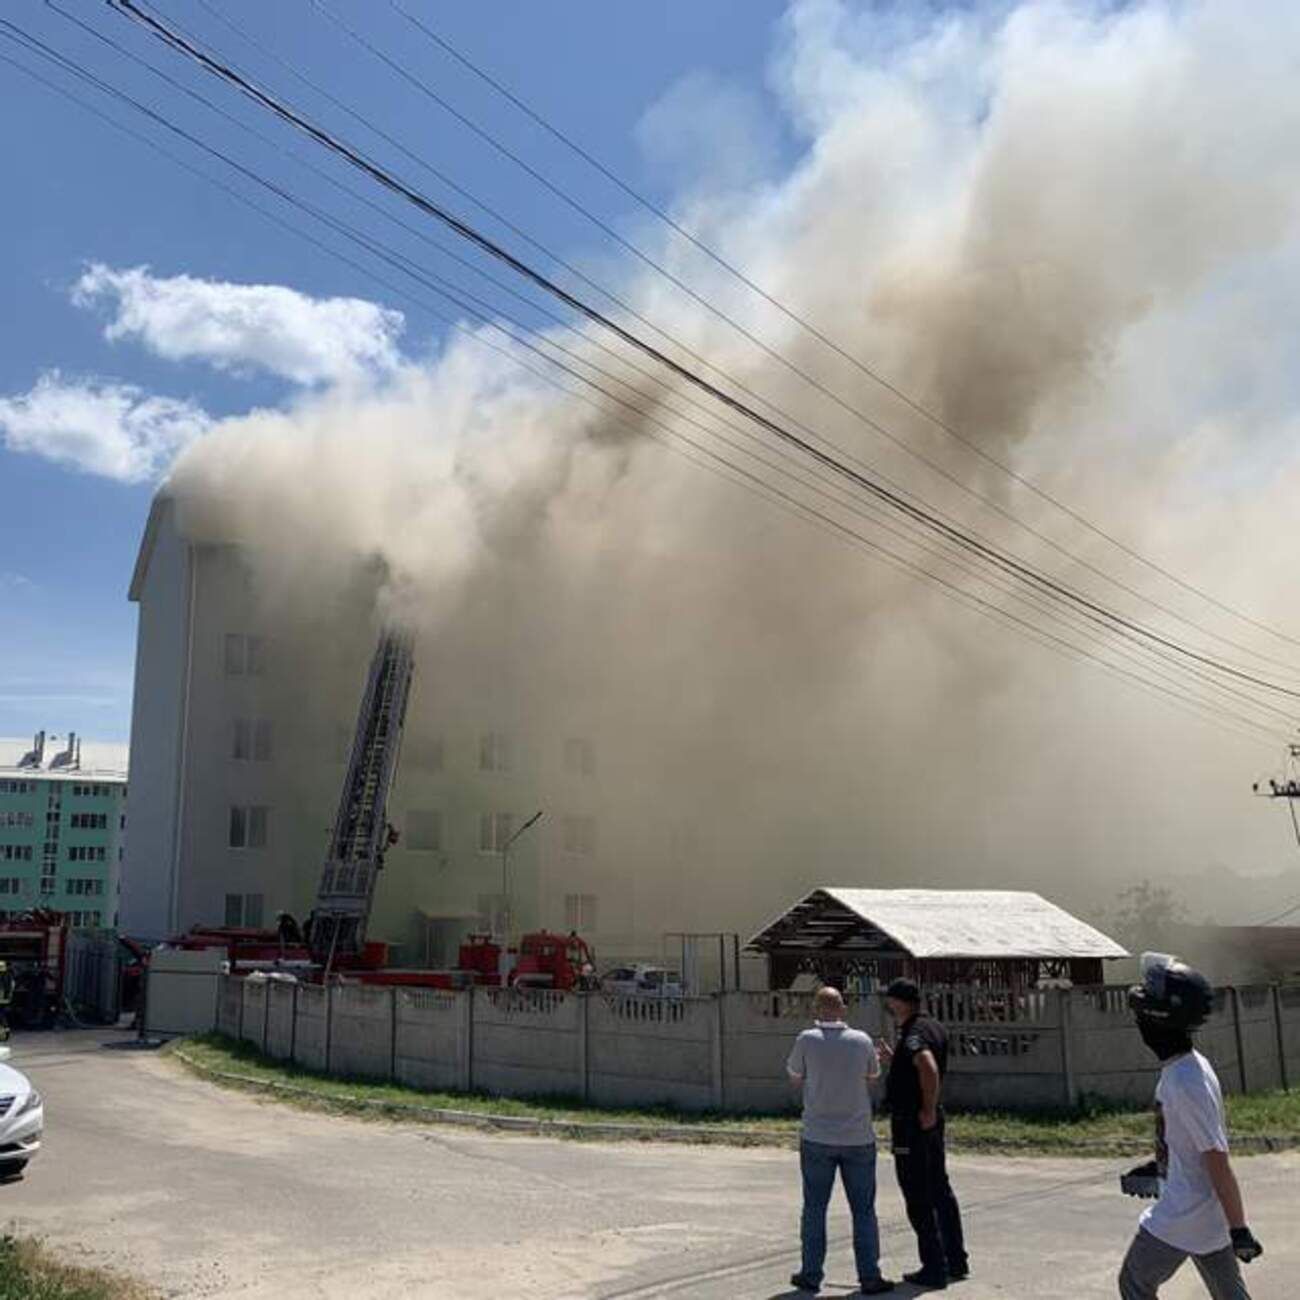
722, 992, 818, 1113
1236, 986, 1283, 1094
1197, 995, 1244, 1098
216, 975, 242, 1039
938, 990, 1066, 1110
329, 984, 395, 1081
1279, 985, 1300, 1085
473, 988, 583, 1097
587, 995, 715, 1111
1069, 988, 1160, 1107
294, 983, 328, 1071
240, 978, 268, 1052
264, 980, 297, 1061
394, 989, 466, 1092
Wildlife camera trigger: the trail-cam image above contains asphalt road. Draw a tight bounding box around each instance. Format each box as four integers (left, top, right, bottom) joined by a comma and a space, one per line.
1, 1029, 1295, 1299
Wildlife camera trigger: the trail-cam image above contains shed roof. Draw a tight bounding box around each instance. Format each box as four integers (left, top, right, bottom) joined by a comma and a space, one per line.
747, 888, 1127, 960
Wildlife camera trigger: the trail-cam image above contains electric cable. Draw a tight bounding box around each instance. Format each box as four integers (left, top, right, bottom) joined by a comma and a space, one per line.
193, 0, 1300, 682
4, 14, 1288, 747
98, 0, 1300, 712
391, 1, 1300, 659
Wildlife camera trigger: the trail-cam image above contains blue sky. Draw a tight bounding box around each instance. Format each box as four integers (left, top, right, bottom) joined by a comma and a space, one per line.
0, 0, 793, 743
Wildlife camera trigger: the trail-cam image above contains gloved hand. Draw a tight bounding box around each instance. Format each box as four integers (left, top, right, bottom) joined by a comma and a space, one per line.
1230, 1227, 1263, 1263
1119, 1160, 1160, 1198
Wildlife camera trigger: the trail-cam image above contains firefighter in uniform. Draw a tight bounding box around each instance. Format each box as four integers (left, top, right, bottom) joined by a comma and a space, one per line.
880, 977, 968, 1290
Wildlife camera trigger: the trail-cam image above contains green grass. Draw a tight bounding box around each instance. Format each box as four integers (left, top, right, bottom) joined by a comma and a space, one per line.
0, 1237, 151, 1300
174, 1033, 1300, 1156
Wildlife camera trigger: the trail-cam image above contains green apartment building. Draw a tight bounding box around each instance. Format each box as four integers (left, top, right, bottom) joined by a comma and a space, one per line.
0, 732, 126, 929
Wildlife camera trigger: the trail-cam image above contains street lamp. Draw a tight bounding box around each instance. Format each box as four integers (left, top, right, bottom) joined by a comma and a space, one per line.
500, 809, 543, 939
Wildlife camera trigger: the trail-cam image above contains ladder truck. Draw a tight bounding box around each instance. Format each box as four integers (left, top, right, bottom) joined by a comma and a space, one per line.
306, 626, 414, 973
166, 625, 597, 989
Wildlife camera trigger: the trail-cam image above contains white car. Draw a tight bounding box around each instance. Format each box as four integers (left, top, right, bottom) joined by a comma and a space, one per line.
0, 1045, 42, 1180
599, 965, 685, 998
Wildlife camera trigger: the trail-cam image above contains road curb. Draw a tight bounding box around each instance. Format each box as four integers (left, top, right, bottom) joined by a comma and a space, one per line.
169, 1048, 1300, 1155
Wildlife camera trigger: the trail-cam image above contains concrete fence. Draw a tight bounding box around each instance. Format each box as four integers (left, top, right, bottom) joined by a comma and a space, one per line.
197, 974, 1300, 1113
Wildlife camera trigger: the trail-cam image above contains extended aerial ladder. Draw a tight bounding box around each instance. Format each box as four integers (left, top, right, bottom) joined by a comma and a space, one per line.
307, 627, 415, 969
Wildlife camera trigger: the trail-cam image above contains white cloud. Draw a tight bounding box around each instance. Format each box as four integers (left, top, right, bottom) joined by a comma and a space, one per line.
0, 371, 211, 483
74, 263, 405, 386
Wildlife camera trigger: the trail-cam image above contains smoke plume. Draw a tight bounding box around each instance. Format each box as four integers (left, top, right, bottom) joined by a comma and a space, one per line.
165, 0, 1300, 950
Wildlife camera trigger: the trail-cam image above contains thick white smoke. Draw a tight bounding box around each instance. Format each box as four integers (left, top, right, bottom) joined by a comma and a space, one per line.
166, 0, 1300, 945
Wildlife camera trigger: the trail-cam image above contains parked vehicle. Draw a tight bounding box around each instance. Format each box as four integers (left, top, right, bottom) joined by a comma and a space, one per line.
599, 964, 684, 998
0, 1045, 42, 1180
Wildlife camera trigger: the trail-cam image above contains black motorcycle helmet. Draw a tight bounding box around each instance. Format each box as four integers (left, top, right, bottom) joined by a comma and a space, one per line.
1128, 952, 1214, 1031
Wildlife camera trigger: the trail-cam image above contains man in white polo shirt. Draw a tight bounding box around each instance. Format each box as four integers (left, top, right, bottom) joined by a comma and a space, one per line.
1119, 953, 1264, 1298
787, 985, 895, 1295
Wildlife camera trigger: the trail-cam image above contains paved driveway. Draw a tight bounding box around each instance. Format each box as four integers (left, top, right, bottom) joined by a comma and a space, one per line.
1, 1030, 1294, 1298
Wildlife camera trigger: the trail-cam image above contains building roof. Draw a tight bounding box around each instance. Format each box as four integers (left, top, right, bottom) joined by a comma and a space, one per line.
0, 737, 128, 781
747, 887, 1128, 960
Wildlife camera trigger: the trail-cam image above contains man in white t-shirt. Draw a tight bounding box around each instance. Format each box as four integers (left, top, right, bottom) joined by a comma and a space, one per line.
1119, 953, 1263, 1299
786, 986, 895, 1294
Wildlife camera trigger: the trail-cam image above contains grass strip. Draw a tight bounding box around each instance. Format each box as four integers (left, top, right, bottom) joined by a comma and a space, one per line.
172, 1033, 1300, 1156
0, 1237, 152, 1300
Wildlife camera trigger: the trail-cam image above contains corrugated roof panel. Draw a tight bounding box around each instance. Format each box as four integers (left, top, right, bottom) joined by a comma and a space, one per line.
748, 888, 1127, 959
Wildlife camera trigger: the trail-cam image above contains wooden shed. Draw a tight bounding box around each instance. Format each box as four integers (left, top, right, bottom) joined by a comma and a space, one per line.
747, 887, 1127, 990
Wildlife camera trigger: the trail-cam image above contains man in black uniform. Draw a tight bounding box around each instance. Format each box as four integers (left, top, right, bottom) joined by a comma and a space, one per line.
880, 977, 968, 1290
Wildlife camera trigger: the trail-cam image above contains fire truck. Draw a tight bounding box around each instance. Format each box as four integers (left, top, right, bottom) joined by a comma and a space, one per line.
0, 909, 69, 1030
169, 628, 595, 990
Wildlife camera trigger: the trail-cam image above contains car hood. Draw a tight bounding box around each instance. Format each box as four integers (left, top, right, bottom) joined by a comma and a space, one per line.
0, 1059, 33, 1101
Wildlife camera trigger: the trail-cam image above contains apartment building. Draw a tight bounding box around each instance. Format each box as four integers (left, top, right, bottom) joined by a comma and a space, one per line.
123, 496, 639, 958
0, 732, 127, 928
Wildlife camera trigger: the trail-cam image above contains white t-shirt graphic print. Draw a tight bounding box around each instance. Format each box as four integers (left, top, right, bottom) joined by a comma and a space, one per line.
1140, 1050, 1231, 1255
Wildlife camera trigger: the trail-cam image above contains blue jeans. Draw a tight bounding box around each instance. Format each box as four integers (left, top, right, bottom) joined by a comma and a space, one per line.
799, 1139, 881, 1286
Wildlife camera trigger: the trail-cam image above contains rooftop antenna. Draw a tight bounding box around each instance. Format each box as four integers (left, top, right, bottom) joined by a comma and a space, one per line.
49, 731, 76, 770
16, 730, 45, 769
1252, 741, 1300, 849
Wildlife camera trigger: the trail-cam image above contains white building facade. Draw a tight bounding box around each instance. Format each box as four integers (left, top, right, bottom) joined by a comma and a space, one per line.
123, 497, 668, 961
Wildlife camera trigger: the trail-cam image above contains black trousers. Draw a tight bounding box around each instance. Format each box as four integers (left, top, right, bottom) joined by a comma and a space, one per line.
892, 1115, 967, 1277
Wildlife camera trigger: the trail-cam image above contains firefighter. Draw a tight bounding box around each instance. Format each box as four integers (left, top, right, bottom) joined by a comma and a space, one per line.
1118, 953, 1262, 1299
879, 977, 969, 1290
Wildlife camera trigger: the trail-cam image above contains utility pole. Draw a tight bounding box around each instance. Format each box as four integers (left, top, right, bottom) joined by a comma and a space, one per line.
500, 810, 544, 940
1253, 743, 1300, 850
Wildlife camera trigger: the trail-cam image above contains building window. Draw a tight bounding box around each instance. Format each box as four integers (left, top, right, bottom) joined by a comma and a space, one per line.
563, 737, 595, 777
65, 878, 105, 897
224, 892, 265, 927
405, 809, 443, 852
228, 805, 269, 849
564, 893, 598, 931
479, 731, 511, 773
70, 812, 108, 830
561, 815, 597, 856
67, 846, 107, 863
224, 633, 267, 677
0, 879, 20, 895
478, 811, 514, 853
1, 812, 33, 829
0, 846, 33, 862
233, 718, 273, 762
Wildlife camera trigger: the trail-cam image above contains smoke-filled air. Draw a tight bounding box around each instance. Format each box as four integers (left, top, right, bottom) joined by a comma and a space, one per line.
165, 0, 1300, 949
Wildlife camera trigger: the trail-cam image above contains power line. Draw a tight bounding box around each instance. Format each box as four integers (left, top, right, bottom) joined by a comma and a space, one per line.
4, 17, 1288, 751
192, 0, 1300, 686
101, 0, 1300, 716
391, 1, 1300, 659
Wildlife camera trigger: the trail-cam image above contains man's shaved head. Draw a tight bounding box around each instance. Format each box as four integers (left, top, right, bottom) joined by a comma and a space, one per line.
814, 985, 846, 1021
